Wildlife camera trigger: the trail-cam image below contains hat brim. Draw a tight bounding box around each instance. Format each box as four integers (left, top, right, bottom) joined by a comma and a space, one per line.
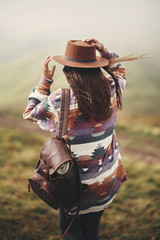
52, 56, 109, 68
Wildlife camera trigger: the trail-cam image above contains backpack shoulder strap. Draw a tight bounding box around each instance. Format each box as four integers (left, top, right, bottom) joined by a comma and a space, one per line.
58, 88, 70, 139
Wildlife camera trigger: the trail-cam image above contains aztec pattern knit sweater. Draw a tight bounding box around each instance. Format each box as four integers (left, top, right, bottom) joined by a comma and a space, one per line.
23, 51, 127, 214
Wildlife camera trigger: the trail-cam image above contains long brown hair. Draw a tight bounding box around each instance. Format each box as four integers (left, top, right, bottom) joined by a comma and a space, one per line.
63, 66, 114, 122
63, 53, 148, 122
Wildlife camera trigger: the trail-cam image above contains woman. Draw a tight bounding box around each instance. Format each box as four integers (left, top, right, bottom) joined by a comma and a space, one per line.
23, 38, 141, 240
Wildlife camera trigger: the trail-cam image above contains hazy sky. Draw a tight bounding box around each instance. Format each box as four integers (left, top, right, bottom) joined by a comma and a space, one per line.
0, 0, 160, 61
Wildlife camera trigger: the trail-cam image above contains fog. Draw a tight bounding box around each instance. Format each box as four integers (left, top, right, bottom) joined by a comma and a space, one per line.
0, 0, 160, 62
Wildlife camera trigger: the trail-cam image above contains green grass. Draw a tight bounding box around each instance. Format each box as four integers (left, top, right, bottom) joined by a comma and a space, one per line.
0, 127, 60, 240
99, 155, 160, 240
0, 125, 160, 240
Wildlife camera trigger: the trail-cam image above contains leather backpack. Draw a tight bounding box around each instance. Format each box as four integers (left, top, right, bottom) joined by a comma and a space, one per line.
28, 88, 81, 213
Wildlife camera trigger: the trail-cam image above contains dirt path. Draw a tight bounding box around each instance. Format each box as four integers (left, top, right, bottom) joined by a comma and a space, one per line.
0, 115, 52, 137
0, 116, 159, 164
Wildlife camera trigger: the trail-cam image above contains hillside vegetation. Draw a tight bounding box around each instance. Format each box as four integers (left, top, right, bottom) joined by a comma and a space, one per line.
0, 49, 159, 117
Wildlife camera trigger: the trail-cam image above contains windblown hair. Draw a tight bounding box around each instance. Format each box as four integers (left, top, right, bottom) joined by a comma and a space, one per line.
63, 66, 113, 122
63, 53, 148, 122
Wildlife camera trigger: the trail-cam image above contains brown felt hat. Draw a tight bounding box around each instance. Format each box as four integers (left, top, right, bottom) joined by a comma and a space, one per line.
52, 40, 109, 68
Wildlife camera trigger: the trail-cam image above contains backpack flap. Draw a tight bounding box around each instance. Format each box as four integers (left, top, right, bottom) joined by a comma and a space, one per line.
39, 136, 79, 210
40, 136, 72, 176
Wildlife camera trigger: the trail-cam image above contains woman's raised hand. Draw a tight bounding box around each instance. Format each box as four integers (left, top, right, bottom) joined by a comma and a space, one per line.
83, 38, 105, 52
43, 56, 56, 80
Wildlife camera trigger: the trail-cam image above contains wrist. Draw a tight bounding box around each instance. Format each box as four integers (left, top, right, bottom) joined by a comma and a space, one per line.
98, 43, 104, 52
42, 75, 53, 83
101, 49, 114, 60
38, 76, 53, 90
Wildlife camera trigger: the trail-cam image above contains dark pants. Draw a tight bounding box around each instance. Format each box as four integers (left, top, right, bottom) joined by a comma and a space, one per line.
59, 208, 104, 240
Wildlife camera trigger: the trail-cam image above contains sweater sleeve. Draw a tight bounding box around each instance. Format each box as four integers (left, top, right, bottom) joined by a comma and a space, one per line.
23, 76, 61, 132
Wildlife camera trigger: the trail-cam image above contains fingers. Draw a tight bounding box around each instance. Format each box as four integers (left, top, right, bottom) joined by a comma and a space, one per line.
51, 65, 56, 75
44, 56, 55, 71
83, 38, 99, 45
45, 56, 50, 62
43, 56, 56, 80
83, 38, 104, 52
44, 56, 51, 68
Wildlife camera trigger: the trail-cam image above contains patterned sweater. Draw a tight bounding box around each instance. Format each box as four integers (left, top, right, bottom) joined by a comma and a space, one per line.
23, 51, 127, 214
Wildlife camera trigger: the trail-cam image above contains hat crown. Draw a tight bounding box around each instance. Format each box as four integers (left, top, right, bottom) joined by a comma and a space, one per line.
65, 40, 96, 63
52, 39, 109, 68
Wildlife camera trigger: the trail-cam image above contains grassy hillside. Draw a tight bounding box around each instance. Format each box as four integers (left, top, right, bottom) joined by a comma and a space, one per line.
0, 48, 159, 239
0, 47, 68, 111
122, 60, 160, 116
0, 48, 159, 117
0, 124, 160, 240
